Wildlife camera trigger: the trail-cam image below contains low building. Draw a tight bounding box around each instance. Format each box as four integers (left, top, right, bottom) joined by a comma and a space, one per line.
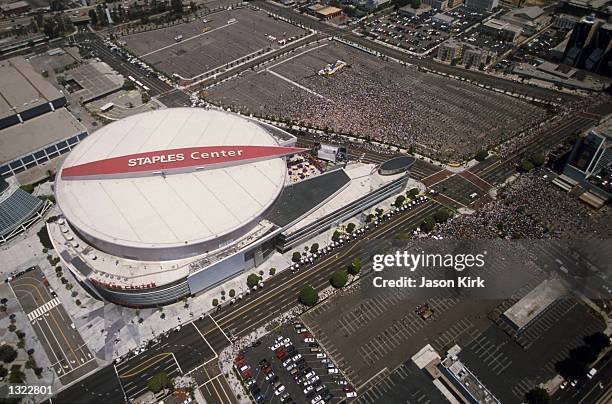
0, 177, 51, 245
0, 1, 30, 16
462, 45, 492, 67
399, 5, 431, 16
482, 18, 522, 42
501, 279, 567, 331
437, 39, 463, 62
500, 6, 547, 35
0, 57, 67, 130
553, 14, 579, 30
315, 5, 342, 19
359, 0, 392, 10
0, 108, 88, 180
431, 0, 449, 10
447, 0, 464, 6
465, 0, 498, 11
432, 13, 454, 26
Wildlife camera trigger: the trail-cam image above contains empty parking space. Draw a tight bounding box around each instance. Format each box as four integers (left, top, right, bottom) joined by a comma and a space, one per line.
122, 7, 306, 80
10, 267, 97, 385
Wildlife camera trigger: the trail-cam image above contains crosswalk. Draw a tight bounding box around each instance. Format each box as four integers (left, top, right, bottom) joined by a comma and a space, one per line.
27, 298, 60, 321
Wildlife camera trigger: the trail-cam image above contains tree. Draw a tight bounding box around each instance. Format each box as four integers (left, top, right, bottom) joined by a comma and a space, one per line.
37, 226, 53, 250
394, 195, 406, 207
229, 289, 236, 298
9, 367, 25, 383
171, 0, 183, 14
141, 91, 151, 104
420, 216, 436, 232
407, 188, 420, 198
529, 153, 546, 167
299, 286, 318, 306
330, 270, 348, 288
0, 345, 18, 363
123, 80, 136, 91
346, 222, 356, 233
434, 208, 451, 223
148, 372, 171, 394
584, 332, 610, 352
525, 387, 549, 404
212, 298, 219, 306
347, 258, 361, 275
247, 274, 261, 288
518, 160, 534, 172
332, 230, 342, 242
475, 150, 488, 161
269, 267, 276, 276
292, 252, 302, 263
310, 243, 319, 253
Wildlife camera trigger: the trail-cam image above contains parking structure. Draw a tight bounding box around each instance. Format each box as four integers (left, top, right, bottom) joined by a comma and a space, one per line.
234, 323, 354, 403
9, 266, 97, 385
122, 7, 307, 81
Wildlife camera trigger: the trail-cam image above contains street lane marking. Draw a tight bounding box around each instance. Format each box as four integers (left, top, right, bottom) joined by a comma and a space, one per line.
27, 297, 60, 320
118, 352, 173, 378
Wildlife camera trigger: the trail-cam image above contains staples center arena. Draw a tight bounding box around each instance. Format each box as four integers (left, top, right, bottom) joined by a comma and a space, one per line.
50, 108, 413, 307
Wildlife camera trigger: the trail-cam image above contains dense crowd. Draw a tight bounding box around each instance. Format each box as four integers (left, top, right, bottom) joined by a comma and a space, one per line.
211, 44, 548, 160
433, 169, 612, 239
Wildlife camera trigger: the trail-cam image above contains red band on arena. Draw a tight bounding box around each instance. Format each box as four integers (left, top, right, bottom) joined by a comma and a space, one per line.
61, 145, 306, 179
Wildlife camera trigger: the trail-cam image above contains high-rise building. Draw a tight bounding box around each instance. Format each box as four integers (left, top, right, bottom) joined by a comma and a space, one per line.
562, 16, 612, 76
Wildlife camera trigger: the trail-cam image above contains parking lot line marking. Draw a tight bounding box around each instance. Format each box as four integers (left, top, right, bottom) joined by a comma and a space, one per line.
140, 22, 236, 58
118, 352, 173, 378
260, 43, 329, 74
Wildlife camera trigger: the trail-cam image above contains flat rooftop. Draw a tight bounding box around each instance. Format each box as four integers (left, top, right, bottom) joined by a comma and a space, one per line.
265, 168, 351, 228
0, 57, 64, 119
0, 108, 85, 164
284, 163, 405, 234
66, 62, 124, 104
502, 278, 567, 330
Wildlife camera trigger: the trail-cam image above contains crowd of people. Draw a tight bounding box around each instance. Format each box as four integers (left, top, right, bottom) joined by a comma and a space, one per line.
210, 43, 548, 161
433, 169, 612, 240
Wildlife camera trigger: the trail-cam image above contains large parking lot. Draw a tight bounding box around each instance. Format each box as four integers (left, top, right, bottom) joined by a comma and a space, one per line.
359, 6, 490, 54
208, 40, 546, 161
122, 7, 306, 80
234, 323, 354, 403
298, 244, 549, 389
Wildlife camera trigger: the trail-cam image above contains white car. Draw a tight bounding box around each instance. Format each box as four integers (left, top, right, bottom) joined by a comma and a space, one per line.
304, 371, 316, 379
306, 375, 320, 385
303, 385, 314, 395
316, 353, 326, 359
346, 391, 357, 398
328, 368, 339, 374
311, 395, 322, 404
270, 342, 283, 350
304, 337, 315, 343
274, 385, 286, 395
286, 362, 296, 371
292, 353, 302, 362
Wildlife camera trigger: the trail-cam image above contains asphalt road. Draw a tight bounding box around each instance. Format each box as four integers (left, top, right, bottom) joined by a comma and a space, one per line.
553, 353, 612, 404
